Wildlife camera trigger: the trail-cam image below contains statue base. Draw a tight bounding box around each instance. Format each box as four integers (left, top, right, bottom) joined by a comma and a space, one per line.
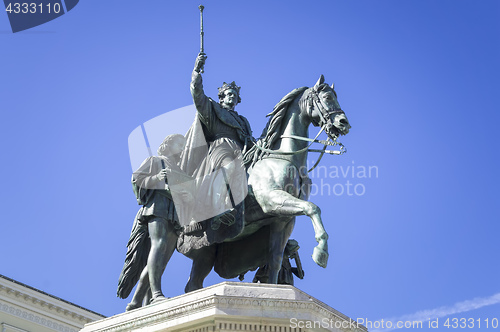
81, 282, 367, 332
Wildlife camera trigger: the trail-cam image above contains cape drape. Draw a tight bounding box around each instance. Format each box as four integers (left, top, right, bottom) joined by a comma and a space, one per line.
177, 115, 246, 256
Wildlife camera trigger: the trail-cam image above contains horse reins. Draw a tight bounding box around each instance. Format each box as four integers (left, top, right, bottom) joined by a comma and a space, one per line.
252, 87, 347, 173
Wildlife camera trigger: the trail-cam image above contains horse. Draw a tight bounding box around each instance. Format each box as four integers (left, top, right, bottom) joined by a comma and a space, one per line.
183, 75, 351, 291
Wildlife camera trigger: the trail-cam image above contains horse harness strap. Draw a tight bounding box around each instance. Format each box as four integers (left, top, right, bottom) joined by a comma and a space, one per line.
308, 143, 328, 173
280, 134, 346, 172
252, 126, 324, 156
254, 126, 345, 173
307, 86, 346, 128
252, 87, 346, 172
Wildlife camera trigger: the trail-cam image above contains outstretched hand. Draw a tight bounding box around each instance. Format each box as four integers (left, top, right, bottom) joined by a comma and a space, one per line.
194, 52, 207, 73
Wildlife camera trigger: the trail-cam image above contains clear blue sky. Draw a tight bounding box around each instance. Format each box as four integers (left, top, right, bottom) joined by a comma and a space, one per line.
1, 1, 499, 329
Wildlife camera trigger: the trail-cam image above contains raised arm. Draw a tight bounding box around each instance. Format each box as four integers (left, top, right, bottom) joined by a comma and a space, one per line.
190, 53, 212, 123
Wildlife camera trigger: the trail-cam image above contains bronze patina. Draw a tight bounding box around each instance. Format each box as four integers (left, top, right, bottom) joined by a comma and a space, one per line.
117, 5, 351, 310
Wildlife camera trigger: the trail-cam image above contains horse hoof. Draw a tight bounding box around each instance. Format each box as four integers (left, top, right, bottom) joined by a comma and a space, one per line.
312, 246, 329, 268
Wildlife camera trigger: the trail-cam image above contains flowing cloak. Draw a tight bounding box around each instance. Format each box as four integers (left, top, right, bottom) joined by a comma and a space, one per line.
117, 156, 183, 299
177, 70, 253, 256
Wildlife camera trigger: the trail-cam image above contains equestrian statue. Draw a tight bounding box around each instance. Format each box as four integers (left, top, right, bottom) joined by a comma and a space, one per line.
117, 5, 351, 310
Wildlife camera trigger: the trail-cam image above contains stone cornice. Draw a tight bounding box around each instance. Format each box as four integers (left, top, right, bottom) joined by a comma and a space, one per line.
82, 282, 368, 332
0, 275, 104, 330
0, 300, 77, 332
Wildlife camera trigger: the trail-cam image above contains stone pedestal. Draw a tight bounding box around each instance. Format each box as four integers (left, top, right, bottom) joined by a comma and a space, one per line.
81, 282, 367, 332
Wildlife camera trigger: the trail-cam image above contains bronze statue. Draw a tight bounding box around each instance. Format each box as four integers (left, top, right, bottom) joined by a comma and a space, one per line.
253, 239, 305, 285
176, 52, 253, 255
180, 71, 350, 292
117, 5, 351, 310
117, 134, 192, 310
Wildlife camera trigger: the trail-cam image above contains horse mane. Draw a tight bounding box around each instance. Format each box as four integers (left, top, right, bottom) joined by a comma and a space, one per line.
243, 87, 309, 166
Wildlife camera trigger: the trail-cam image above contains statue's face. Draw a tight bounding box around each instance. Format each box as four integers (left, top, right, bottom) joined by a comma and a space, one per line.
169, 137, 186, 156
221, 89, 238, 110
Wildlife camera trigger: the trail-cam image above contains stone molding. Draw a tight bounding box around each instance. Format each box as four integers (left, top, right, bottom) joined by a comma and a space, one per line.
82, 282, 367, 332
0, 300, 77, 332
0, 275, 104, 331
1, 322, 30, 332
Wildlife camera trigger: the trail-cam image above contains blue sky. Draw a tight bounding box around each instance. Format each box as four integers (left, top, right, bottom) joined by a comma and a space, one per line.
1, 0, 499, 329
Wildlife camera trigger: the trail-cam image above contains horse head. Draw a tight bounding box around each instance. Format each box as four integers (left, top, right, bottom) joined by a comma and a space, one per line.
306, 75, 351, 140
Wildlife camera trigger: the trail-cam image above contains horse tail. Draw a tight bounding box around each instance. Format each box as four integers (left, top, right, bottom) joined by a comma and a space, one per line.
117, 211, 151, 299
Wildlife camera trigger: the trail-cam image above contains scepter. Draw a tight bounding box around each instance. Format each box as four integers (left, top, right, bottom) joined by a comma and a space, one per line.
199, 4, 205, 73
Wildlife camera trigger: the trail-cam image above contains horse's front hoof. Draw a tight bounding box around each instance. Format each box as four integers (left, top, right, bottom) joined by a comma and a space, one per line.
312, 246, 329, 268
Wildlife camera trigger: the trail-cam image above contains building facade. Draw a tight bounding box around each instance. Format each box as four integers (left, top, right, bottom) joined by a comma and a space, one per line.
0, 274, 105, 332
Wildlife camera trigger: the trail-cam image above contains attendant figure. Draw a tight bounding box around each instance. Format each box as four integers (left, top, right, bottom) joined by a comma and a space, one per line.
117, 134, 193, 310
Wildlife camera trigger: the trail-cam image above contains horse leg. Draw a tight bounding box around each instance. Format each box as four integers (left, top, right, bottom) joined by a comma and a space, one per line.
185, 245, 216, 293
267, 218, 295, 284
258, 189, 329, 268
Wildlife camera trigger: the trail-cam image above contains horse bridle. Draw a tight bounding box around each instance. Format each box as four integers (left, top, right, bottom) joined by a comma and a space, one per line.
306, 86, 344, 129
252, 86, 347, 172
